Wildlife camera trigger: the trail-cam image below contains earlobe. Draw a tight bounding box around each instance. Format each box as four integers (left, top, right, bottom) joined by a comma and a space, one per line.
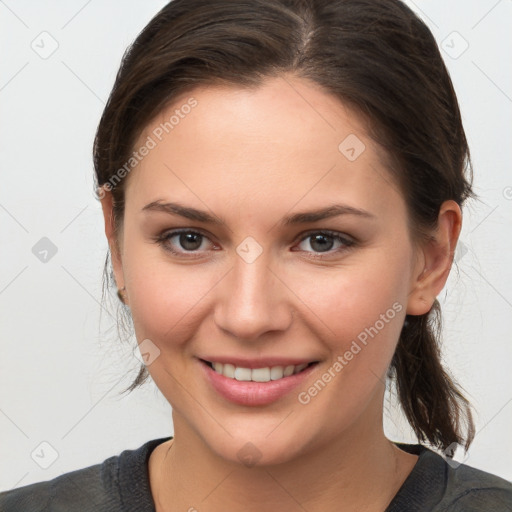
406, 200, 462, 316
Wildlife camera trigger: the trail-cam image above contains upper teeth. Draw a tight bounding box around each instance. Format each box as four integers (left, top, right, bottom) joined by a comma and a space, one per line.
211, 362, 309, 382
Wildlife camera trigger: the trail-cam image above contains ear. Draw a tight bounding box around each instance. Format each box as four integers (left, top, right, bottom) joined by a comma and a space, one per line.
99, 186, 125, 292
406, 200, 462, 316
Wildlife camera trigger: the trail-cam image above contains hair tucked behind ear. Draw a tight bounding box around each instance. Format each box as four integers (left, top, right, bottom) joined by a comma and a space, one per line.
94, 0, 476, 453
391, 303, 475, 451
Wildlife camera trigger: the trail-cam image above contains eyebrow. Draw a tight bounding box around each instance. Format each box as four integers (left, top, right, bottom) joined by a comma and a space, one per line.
141, 200, 376, 226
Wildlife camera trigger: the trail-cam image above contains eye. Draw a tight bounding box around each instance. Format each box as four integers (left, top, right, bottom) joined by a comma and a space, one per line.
293, 230, 356, 258
154, 229, 356, 259
155, 229, 215, 257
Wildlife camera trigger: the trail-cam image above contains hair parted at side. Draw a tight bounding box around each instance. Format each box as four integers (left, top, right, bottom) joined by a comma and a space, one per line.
93, 0, 475, 453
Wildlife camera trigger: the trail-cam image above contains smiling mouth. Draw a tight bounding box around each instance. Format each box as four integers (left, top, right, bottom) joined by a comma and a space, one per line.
200, 359, 319, 382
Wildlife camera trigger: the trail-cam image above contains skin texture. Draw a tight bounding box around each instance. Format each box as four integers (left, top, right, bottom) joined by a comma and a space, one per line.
100, 75, 462, 511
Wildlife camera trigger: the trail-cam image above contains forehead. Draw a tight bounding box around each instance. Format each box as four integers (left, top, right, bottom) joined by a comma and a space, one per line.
125, 75, 404, 222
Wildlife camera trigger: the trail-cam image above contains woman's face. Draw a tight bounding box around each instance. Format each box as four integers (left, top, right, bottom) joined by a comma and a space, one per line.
105, 75, 430, 465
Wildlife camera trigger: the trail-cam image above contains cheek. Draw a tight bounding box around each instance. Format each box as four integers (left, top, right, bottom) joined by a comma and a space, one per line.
294, 260, 407, 341
289, 255, 409, 402
291, 266, 407, 428
128, 266, 216, 347
121, 234, 216, 347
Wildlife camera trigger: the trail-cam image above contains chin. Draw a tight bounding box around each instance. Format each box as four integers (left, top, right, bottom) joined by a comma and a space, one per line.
221, 437, 303, 468
196, 418, 315, 468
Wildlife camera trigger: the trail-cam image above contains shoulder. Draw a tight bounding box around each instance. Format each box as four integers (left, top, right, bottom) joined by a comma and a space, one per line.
437, 458, 512, 512
389, 444, 512, 512
0, 460, 117, 512
0, 437, 171, 512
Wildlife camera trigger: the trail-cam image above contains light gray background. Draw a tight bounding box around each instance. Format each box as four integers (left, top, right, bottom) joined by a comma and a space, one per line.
1, 0, 511, 491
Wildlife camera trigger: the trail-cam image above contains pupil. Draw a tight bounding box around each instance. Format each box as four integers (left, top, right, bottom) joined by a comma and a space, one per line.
181, 233, 201, 250
311, 234, 333, 252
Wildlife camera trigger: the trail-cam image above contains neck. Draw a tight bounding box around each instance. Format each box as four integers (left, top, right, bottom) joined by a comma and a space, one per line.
150, 405, 418, 512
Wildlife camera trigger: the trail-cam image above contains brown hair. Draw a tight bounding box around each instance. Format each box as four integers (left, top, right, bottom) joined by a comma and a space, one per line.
93, 0, 475, 453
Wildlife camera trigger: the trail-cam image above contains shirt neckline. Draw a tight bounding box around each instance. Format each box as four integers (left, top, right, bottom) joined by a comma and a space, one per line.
118, 437, 445, 511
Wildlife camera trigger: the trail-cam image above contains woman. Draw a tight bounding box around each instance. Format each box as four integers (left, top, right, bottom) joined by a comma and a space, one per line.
1, 0, 511, 510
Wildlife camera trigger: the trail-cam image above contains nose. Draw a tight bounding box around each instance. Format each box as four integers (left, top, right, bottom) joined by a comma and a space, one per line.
213, 251, 294, 342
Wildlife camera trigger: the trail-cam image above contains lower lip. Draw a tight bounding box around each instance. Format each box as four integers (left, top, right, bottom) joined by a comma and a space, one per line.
199, 359, 318, 406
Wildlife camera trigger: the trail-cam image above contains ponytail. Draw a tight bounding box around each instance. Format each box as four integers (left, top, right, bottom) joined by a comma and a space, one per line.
391, 300, 475, 452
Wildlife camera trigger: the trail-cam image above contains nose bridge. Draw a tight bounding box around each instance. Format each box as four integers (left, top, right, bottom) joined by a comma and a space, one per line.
214, 244, 292, 340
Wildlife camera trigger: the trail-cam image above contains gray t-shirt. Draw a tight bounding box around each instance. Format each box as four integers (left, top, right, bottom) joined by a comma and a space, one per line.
1, 437, 511, 511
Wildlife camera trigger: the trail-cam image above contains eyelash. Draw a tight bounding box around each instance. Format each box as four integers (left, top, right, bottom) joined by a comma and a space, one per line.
153, 228, 357, 260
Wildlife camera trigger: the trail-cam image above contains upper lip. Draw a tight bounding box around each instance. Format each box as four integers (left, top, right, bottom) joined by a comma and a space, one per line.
198, 356, 319, 369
